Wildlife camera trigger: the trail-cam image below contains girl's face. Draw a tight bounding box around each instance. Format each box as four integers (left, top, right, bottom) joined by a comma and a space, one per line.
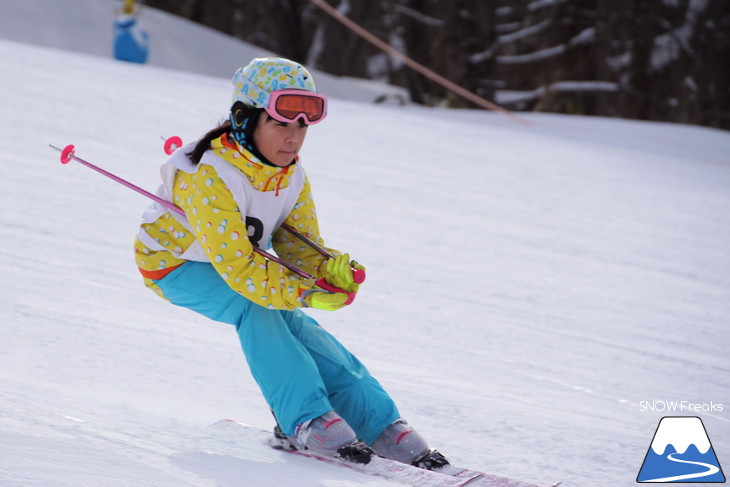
253, 113, 308, 167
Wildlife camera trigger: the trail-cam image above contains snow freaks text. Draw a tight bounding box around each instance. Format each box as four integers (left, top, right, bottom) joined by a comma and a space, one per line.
640, 401, 724, 413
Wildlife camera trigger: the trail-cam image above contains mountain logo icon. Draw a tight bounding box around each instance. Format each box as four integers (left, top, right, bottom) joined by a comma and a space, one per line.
637, 416, 726, 483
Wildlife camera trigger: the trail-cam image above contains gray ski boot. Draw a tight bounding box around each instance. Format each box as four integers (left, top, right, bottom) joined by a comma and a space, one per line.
282, 410, 373, 464
371, 418, 449, 470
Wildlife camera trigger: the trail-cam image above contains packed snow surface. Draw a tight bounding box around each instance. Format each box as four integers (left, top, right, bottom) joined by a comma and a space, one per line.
1, 2, 729, 486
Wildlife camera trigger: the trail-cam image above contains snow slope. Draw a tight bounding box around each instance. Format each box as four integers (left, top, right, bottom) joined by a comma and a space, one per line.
1, 4, 730, 487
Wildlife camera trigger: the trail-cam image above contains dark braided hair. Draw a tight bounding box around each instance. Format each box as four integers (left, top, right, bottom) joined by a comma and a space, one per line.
187, 104, 263, 164
187, 120, 231, 164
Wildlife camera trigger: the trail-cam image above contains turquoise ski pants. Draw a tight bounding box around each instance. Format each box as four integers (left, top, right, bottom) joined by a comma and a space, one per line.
155, 261, 399, 443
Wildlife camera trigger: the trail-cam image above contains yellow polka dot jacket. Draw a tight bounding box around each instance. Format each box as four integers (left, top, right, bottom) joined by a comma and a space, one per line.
134, 134, 339, 309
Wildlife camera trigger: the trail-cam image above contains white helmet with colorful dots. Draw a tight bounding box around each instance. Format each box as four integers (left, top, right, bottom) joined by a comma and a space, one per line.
229, 57, 328, 149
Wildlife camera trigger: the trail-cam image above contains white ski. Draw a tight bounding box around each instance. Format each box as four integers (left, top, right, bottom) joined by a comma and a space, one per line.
209, 419, 560, 487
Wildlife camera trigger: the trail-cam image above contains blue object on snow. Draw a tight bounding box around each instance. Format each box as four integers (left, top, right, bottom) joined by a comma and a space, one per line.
113, 16, 149, 64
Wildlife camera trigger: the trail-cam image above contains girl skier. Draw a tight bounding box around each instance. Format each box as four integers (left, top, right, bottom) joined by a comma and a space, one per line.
134, 57, 447, 468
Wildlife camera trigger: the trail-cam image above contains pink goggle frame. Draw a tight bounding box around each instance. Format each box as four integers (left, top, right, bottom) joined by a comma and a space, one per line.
264, 89, 328, 125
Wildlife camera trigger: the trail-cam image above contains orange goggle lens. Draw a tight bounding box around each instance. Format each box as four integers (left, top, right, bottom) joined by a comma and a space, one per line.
270, 93, 326, 124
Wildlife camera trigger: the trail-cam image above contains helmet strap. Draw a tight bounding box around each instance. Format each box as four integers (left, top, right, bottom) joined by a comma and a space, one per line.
230, 101, 257, 149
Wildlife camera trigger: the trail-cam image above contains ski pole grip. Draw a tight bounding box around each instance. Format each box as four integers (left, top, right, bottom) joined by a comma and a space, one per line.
315, 278, 356, 305
353, 268, 366, 284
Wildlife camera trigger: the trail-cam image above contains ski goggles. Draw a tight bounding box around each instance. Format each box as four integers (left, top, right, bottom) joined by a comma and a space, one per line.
261, 89, 328, 125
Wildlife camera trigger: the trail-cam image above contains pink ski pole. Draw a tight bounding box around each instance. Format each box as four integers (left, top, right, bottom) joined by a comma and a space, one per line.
48, 143, 315, 281
280, 222, 366, 284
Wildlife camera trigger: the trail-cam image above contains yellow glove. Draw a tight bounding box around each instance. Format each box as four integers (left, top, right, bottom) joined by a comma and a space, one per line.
304, 290, 350, 311
324, 253, 364, 294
